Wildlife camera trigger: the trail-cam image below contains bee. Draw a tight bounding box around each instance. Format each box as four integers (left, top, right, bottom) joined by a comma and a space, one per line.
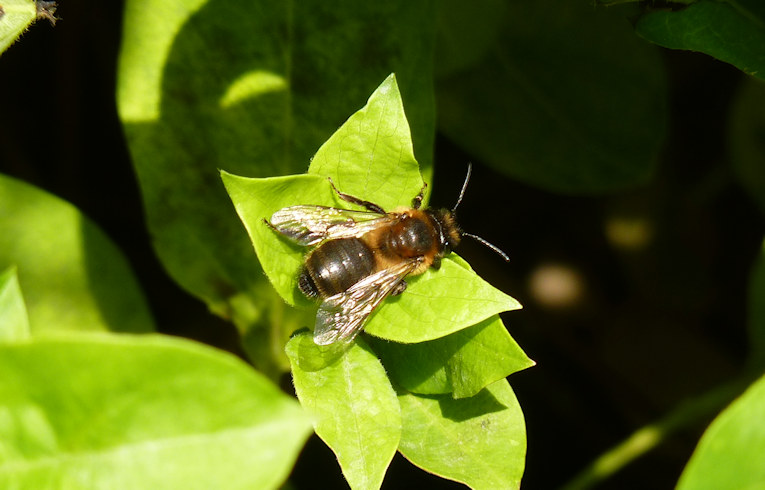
265, 165, 508, 345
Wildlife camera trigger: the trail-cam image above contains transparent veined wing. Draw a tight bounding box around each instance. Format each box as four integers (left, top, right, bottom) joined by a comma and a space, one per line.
268, 205, 396, 246
313, 258, 423, 345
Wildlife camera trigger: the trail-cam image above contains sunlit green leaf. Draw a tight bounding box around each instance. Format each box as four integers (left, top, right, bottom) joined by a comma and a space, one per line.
636, 0, 765, 80
222, 172, 332, 307
373, 315, 533, 398
308, 74, 426, 209
365, 260, 520, 344
398, 379, 527, 489
0, 333, 312, 489
286, 332, 400, 490
0, 174, 153, 334
0, 0, 35, 55
677, 373, 765, 490
0, 266, 30, 341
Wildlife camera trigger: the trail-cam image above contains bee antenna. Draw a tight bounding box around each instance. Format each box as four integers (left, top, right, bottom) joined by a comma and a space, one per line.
463, 232, 510, 262
452, 163, 473, 212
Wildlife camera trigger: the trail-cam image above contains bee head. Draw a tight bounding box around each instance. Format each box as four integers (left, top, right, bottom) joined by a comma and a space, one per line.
427, 208, 462, 256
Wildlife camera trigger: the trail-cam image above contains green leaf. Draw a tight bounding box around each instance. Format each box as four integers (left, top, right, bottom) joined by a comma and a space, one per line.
398, 379, 527, 489
636, 0, 765, 81
436, 0, 667, 193
677, 373, 765, 490
446, 318, 533, 398
308, 74, 426, 209
0, 333, 312, 489
0, 266, 30, 341
286, 331, 401, 490
364, 258, 520, 344
373, 315, 534, 398
0, 174, 154, 334
434, 0, 506, 79
0, 0, 35, 55
222, 172, 335, 307
116, 0, 436, 362
729, 77, 765, 215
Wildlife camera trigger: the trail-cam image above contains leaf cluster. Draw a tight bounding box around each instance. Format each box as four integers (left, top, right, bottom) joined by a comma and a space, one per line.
223, 75, 533, 488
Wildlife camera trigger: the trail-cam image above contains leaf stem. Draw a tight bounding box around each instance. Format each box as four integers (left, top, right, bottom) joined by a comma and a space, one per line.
560, 373, 755, 490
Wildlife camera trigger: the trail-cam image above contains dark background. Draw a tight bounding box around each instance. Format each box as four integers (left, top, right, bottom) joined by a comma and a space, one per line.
1, 2, 762, 489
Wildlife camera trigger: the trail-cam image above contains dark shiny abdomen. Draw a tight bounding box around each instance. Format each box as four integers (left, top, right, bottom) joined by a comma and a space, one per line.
299, 237, 376, 298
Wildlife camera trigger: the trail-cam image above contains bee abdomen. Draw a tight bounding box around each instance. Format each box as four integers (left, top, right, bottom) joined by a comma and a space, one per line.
299, 238, 376, 298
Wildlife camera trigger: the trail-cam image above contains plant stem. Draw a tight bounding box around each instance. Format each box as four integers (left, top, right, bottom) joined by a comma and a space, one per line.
560, 374, 754, 490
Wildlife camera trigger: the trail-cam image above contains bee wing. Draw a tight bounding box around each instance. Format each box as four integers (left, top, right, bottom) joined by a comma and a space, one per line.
269, 205, 394, 246
313, 259, 423, 345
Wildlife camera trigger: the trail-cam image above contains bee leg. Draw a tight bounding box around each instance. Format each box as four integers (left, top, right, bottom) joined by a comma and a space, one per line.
411, 182, 428, 210
327, 177, 386, 214
391, 280, 408, 296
